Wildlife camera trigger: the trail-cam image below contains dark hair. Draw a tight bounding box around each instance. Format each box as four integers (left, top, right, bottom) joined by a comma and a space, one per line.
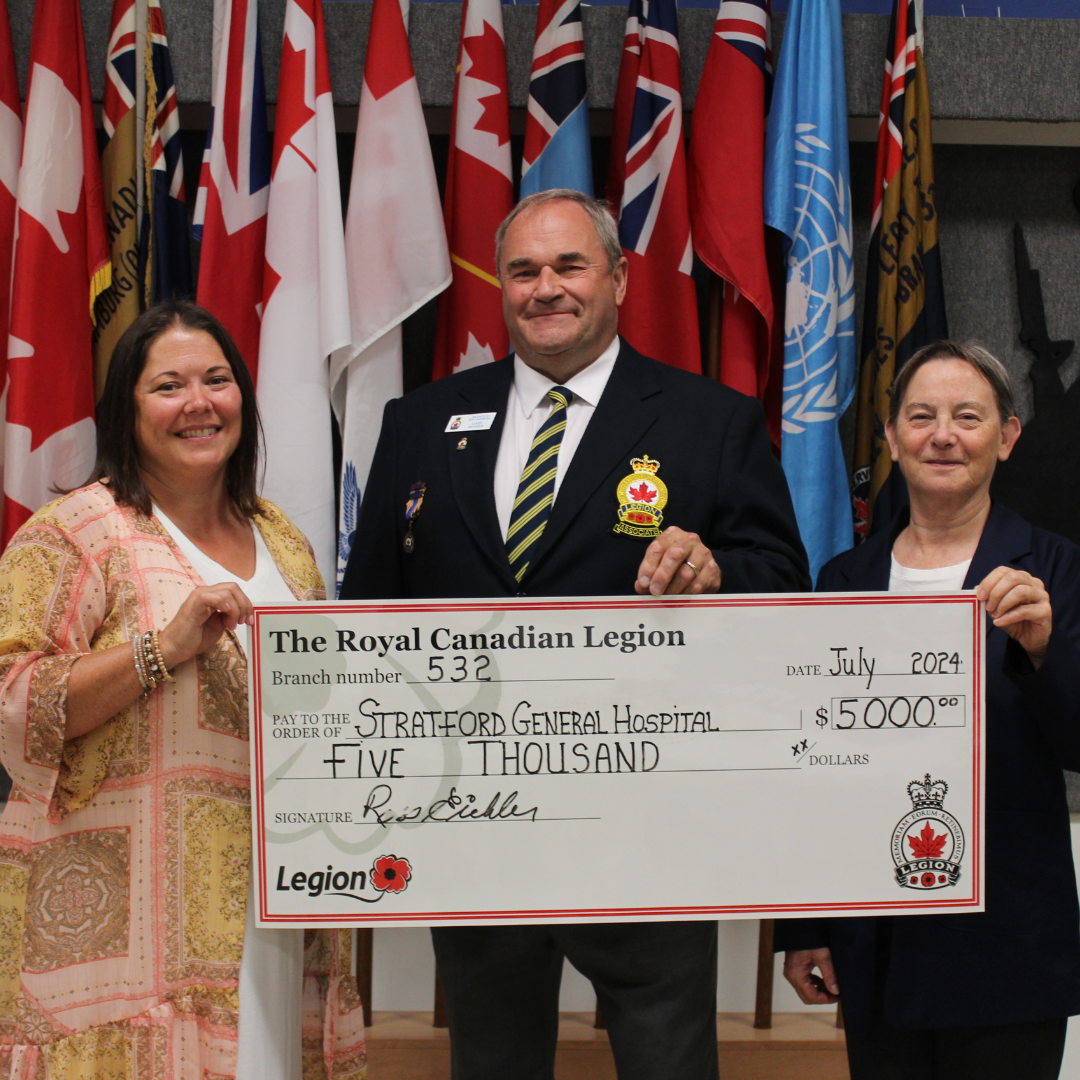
86, 300, 263, 517
888, 340, 1017, 427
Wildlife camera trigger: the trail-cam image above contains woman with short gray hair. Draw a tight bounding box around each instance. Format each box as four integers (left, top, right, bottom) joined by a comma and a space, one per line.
779, 340, 1080, 1080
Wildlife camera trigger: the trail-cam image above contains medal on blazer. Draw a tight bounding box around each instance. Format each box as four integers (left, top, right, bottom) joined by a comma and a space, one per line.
404, 482, 426, 554
613, 456, 668, 539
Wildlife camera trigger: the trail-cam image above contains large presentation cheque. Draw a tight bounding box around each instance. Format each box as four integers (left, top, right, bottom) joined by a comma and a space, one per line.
250, 594, 984, 927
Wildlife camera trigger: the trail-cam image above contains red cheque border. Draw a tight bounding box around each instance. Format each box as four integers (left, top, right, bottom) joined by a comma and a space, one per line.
251, 593, 984, 924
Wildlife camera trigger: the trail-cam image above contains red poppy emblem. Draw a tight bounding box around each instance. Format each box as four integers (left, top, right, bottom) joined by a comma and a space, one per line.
371, 855, 412, 893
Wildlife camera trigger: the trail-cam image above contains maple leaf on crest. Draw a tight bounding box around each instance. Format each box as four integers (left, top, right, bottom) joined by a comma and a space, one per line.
629, 481, 656, 503
907, 822, 947, 859
462, 21, 510, 146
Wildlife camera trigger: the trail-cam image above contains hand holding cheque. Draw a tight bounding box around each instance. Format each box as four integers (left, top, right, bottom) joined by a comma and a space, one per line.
634, 527, 722, 596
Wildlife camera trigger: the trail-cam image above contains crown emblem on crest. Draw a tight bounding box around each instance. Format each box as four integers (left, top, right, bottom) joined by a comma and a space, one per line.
907, 773, 948, 810
630, 455, 661, 476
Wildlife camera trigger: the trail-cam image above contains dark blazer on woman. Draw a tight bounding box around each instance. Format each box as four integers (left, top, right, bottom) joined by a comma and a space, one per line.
776, 501, 1080, 1032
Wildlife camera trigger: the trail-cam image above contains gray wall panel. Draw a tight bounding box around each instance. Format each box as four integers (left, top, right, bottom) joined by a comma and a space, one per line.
843, 143, 1080, 496
925, 17, 1080, 122
0, 3, 1069, 121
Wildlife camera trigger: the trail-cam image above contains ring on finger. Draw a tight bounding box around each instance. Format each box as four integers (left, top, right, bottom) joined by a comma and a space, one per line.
685, 559, 700, 575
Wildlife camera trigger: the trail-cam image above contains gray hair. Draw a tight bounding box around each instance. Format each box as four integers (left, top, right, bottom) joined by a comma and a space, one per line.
495, 189, 623, 277
888, 339, 1017, 426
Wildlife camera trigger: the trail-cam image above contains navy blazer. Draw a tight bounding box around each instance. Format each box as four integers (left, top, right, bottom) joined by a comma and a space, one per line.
776, 501, 1080, 1031
341, 339, 809, 600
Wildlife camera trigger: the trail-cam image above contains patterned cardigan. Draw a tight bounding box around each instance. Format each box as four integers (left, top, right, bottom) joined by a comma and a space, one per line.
0, 483, 365, 1080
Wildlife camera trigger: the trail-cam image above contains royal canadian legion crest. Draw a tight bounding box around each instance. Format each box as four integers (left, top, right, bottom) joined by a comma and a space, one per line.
891, 774, 965, 890
614, 456, 668, 539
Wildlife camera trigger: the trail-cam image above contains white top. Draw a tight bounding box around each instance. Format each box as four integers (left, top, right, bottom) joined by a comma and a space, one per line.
153, 506, 295, 653
889, 554, 972, 594
494, 335, 620, 541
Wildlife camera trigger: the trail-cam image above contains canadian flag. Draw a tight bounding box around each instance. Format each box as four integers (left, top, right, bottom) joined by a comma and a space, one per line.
0, 0, 21, 533
612, 0, 701, 373
330, 0, 451, 590
3, 0, 111, 548
258, 0, 350, 588
194, 0, 270, 378
430, 0, 512, 379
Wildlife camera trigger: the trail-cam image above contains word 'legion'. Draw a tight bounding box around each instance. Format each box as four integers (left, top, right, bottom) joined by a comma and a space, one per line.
264, 624, 688, 656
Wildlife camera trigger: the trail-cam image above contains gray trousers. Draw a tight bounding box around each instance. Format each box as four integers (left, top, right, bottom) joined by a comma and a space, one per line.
430, 920, 720, 1080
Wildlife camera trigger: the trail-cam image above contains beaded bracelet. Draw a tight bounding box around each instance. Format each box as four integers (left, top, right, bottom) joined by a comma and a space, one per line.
132, 635, 155, 693
141, 631, 166, 687
138, 632, 158, 692
148, 629, 175, 683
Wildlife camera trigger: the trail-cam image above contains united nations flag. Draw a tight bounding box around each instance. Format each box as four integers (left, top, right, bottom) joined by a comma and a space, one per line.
764, 0, 856, 583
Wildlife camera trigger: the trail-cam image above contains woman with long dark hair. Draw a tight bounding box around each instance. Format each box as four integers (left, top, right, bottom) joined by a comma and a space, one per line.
0, 302, 364, 1079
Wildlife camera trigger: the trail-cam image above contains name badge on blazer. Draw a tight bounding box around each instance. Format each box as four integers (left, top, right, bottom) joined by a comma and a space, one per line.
445, 412, 497, 433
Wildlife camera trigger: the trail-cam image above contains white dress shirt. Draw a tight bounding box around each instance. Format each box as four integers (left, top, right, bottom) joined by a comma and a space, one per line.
494, 336, 621, 541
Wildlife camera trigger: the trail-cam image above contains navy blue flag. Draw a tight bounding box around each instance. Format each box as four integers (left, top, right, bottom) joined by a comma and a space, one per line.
141, 0, 193, 303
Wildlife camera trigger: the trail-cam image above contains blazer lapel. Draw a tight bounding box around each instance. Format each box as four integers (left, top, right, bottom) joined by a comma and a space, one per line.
963, 501, 1033, 590
445, 358, 517, 587
524, 342, 661, 576
835, 502, 1033, 593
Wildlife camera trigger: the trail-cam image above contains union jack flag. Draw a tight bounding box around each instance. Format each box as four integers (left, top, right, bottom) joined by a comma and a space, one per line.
618, 0, 684, 256
716, 0, 773, 96
520, 0, 592, 197
141, 0, 192, 304
605, 0, 644, 211
194, 0, 270, 376
688, 0, 777, 439
614, 0, 700, 372
101, 0, 135, 138
869, 0, 918, 237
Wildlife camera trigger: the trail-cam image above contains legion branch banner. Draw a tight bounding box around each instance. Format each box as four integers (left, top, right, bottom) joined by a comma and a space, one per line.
249, 595, 984, 927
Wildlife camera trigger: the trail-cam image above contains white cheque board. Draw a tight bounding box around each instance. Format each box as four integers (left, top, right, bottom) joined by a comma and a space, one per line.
249, 594, 984, 927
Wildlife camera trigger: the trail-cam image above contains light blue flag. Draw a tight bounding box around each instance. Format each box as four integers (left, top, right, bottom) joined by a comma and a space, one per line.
519, 0, 594, 198
763, 0, 855, 584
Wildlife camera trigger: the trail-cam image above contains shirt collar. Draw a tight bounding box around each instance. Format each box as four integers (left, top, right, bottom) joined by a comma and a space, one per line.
512, 336, 621, 418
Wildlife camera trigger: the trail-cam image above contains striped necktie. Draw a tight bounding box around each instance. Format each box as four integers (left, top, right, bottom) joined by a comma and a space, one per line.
505, 386, 573, 582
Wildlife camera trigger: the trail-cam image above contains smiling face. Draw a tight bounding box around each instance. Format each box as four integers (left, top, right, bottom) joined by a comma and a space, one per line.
886, 357, 1021, 507
499, 200, 627, 382
134, 326, 243, 489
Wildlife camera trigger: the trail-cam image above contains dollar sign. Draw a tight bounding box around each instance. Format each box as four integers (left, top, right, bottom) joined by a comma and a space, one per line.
816, 707, 829, 727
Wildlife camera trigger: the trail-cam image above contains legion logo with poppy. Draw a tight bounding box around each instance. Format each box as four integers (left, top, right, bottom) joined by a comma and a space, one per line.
614, 455, 669, 539
891, 774, 964, 890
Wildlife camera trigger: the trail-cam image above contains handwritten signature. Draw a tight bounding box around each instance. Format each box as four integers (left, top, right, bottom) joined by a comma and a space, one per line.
362, 784, 539, 827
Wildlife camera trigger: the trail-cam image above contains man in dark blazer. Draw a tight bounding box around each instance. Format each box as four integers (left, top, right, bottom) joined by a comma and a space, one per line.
341, 188, 809, 1080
